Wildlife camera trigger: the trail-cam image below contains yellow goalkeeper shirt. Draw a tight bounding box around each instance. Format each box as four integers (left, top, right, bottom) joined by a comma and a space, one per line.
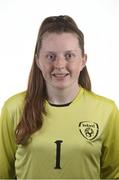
0, 87, 119, 179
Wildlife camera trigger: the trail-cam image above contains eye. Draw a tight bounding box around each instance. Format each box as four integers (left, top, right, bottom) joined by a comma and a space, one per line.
46, 53, 56, 62
65, 53, 75, 61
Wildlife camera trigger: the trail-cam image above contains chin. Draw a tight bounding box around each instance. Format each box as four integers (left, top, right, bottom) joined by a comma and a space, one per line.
54, 84, 70, 90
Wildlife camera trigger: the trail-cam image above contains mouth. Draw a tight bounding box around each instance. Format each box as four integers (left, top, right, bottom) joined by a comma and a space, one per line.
51, 73, 70, 79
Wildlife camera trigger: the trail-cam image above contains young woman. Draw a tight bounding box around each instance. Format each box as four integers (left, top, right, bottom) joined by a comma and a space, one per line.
0, 15, 119, 179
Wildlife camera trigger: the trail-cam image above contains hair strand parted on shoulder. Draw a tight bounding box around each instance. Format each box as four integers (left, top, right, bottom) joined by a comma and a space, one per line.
15, 15, 91, 145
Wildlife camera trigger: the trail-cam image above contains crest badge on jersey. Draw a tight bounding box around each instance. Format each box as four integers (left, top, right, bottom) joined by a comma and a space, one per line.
79, 121, 99, 140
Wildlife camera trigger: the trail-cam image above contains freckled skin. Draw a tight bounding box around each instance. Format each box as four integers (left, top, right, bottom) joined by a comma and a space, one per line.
37, 33, 87, 92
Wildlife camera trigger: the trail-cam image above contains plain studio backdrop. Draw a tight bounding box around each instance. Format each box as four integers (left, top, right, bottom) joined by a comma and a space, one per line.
0, 0, 119, 111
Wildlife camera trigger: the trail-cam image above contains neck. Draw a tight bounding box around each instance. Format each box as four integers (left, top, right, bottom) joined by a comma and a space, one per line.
47, 84, 80, 105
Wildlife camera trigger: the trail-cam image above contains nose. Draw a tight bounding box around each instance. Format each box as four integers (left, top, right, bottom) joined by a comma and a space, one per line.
54, 56, 66, 70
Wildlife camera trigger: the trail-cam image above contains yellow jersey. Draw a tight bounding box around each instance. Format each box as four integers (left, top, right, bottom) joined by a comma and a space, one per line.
0, 87, 119, 179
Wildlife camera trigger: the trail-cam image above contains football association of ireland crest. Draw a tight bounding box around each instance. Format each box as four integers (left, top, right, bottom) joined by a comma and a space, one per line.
79, 121, 99, 140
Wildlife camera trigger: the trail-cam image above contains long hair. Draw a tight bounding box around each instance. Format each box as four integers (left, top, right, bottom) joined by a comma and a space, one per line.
16, 15, 91, 144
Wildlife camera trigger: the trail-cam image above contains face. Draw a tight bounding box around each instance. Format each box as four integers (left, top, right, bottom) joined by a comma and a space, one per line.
36, 32, 87, 91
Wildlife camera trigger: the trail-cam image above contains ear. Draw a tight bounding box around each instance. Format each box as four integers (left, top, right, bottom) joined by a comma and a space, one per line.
81, 54, 87, 71
35, 54, 41, 69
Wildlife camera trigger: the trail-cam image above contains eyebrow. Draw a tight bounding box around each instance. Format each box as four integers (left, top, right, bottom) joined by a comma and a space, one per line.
42, 50, 79, 54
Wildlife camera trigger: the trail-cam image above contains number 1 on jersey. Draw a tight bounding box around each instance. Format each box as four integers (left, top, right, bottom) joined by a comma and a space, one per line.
54, 140, 63, 169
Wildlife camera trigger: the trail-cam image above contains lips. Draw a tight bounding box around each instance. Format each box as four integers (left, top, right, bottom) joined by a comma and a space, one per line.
52, 73, 69, 77
51, 73, 69, 80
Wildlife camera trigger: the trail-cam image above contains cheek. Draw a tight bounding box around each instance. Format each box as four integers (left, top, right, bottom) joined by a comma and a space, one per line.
40, 64, 52, 75
69, 62, 83, 72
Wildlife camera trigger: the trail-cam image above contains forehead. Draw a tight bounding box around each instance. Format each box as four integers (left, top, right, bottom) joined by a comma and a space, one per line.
40, 32, 80, 52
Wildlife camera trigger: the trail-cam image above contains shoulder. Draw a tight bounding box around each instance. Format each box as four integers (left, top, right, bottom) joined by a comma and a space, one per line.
2, 91, 26, 114
82, 88, 118, 111
0, 92, 26, 129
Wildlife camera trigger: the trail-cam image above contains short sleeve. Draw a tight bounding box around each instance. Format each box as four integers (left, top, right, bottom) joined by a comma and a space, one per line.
101, 102, 119, 179
0, 103, 17, 179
